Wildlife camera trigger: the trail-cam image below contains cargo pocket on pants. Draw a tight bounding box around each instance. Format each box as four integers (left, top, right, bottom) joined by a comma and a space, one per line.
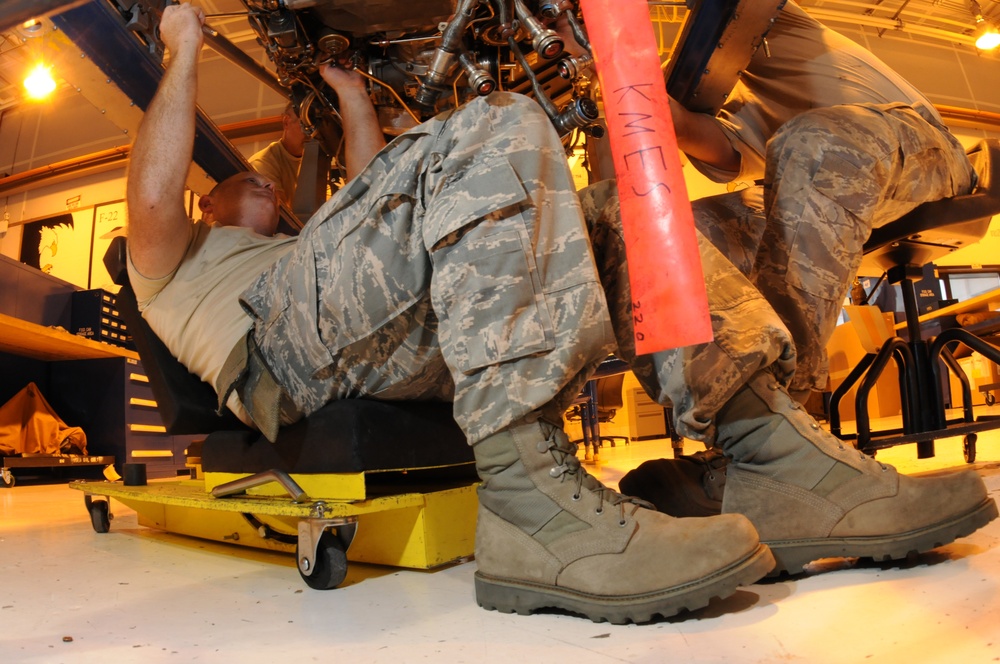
425, 155, 554, 374
436, 225, 555, 375
241, 246, 335, 382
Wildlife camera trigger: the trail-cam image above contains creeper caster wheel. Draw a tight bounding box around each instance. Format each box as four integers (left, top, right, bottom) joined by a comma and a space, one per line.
297, 530, 348, 590
86, 497, 112, 533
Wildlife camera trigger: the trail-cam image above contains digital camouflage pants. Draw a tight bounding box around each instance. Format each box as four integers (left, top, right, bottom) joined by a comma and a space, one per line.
747, 102, 973, 395
240, 93, 616, 445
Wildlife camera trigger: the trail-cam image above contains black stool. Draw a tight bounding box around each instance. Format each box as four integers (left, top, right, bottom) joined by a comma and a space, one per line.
568, 357, 686, 458
829, 139, 1000, 462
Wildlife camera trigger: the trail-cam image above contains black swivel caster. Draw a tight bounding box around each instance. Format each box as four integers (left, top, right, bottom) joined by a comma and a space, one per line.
297, 530, 348, 590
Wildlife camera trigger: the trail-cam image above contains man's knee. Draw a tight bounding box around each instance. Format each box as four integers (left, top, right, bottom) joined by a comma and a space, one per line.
455, 92, 549, 128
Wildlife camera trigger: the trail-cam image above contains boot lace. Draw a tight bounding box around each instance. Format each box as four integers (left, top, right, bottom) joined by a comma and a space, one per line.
538, 428, 653, 526
831, 435, 889, 471
783, 387, 890, 472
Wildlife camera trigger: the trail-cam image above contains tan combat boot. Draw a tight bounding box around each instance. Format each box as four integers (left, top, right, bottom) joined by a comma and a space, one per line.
473, 419, 774, 623
718, 370, 998, 575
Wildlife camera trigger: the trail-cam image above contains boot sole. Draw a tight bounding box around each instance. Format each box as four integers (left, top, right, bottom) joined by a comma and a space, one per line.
766, 497, 999, 576
474, 542, 775, 624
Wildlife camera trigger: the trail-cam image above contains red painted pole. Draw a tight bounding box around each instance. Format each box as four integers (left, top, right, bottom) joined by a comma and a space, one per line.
578, 0, 713, 354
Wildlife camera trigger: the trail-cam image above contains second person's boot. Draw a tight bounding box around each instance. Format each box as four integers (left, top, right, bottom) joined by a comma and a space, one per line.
717, 370, 998, 575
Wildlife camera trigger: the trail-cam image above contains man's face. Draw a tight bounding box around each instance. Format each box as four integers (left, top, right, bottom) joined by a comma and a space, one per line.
202, 172, 280, 236
283, 109, 307, 152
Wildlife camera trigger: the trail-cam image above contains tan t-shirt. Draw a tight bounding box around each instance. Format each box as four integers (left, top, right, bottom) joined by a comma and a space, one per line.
691, 1, 939, 183
248, 140, 302, 204
127, 221, 295, 424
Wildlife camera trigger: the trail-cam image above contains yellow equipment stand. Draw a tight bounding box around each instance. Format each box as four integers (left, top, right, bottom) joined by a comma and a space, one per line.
69, 469, 479, 589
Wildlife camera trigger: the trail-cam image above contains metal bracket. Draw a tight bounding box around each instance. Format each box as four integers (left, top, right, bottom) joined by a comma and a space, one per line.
83, 493, 113, 517
240, 512, 298, 544
296, 512, 358, 578
665, 0, 787, 114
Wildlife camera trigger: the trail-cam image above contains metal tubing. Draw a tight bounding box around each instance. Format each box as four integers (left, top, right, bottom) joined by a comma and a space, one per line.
211, 469, 310, 503
937, 344, 974, 424
855, 340, 912, 451
201, 27, 287, 97
829, 352, 876, 438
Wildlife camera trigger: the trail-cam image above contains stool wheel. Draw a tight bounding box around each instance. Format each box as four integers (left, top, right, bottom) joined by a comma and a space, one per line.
963, 434, 977, 464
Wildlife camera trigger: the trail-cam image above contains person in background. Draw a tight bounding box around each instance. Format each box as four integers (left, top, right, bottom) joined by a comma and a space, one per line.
248, 102, 307, 206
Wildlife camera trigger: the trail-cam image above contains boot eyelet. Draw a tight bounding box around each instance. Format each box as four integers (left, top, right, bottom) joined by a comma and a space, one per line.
571, 493, 581, 501
595, 508, 604, 516
810, 423, 820, 430
618, 519, 627, 527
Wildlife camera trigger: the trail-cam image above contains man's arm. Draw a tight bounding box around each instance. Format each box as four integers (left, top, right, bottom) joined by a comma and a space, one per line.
668, 97, 741, 174
320, 64, 386, 181
553, 12, 741, 176
126, 2, 205, 279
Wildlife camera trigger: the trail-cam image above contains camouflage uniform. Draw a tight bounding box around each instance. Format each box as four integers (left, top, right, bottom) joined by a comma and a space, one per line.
700, 103, 973, 396
752, 103, 974, 394
681, 2, 976, 396
238, 93, 615, 444
580, 180, 796, 443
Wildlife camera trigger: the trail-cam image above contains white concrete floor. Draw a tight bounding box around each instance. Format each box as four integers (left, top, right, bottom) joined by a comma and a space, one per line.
3, 415, 1000, 664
